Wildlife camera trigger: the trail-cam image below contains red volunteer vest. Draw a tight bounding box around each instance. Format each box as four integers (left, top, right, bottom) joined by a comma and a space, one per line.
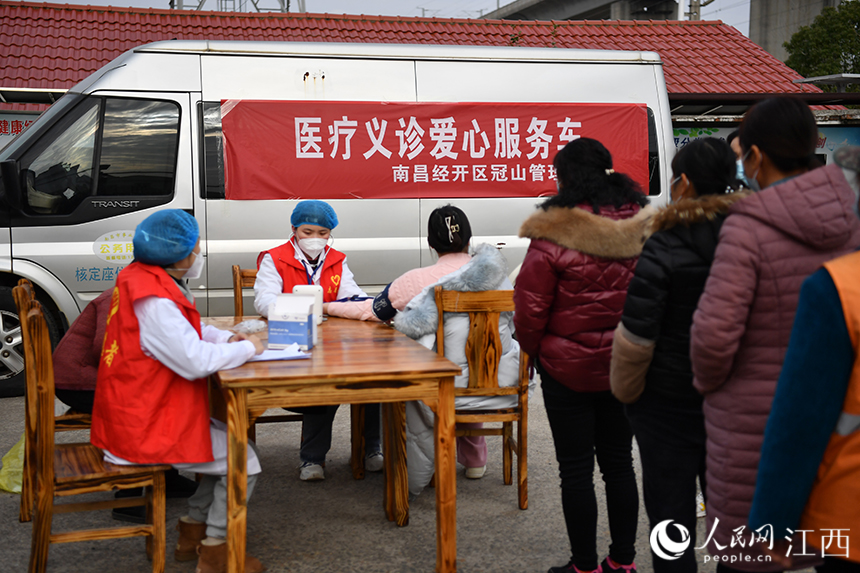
800, 251, 860, 561
257, 240, 346, 302
90, 262, 213, 464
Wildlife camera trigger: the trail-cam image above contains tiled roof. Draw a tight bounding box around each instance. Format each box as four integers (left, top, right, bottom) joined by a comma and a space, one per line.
0, 1, 820, 103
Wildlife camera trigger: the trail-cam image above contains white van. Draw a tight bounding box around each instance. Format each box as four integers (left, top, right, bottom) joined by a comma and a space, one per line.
0, 40, 673, 395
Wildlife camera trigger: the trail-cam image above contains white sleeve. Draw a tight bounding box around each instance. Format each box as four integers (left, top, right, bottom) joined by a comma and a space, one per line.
335, 258, 368, 299
254, 253, 283, 317
201, 322, 232, 344
135, 296, 256, 380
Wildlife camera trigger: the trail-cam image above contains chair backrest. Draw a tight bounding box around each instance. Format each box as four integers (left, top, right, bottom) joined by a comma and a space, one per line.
231, 265, 257, 317
17, 290, 57, 487
434, 286, 517, 390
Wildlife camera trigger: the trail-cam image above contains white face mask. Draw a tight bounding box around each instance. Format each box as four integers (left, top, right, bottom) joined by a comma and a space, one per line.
298, 237, 328, 260
182, 251, 205, 280
167, 250, 204, 279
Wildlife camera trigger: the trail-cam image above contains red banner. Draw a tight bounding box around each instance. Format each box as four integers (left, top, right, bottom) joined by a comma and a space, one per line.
222, 100, 648, 201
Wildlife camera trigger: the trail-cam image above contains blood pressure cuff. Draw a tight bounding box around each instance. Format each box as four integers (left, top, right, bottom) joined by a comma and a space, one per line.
372, 283, 397, 322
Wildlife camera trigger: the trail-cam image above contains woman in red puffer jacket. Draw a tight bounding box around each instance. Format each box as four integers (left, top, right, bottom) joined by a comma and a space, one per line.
514, 138, 655, 573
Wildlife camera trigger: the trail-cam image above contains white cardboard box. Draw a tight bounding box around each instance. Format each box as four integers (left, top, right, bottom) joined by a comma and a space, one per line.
292, 284, 323, 345
268, 294, 315, 350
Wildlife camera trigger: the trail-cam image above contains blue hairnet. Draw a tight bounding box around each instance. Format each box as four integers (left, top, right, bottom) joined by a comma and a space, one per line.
291, 200, 338, 230
133, 210, 199, 266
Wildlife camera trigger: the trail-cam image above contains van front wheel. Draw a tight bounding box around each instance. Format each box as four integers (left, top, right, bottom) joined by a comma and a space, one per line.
0, 286, 60, 398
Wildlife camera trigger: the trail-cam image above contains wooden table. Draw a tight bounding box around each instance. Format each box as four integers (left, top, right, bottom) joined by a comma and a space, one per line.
205, 316, 462, 573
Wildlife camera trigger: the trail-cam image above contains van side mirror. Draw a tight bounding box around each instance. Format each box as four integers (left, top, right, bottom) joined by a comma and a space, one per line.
0, 160, 23, 211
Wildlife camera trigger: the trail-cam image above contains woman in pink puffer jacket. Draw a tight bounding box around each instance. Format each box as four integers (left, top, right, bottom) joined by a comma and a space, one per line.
691, 97, 860, 573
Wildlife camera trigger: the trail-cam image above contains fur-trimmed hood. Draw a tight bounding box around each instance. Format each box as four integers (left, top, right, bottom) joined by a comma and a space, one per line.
394, 243, 509, 340
518, 204, 657, 259
650, 191, 750, 233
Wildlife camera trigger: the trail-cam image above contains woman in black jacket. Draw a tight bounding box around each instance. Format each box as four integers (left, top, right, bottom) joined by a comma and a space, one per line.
609, 138, 744, 573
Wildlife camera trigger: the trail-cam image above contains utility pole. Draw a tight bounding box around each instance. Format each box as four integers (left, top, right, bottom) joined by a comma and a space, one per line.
686, 0, 715, 21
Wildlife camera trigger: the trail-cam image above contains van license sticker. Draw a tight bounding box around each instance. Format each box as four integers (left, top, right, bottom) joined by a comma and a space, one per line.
93, 231, 135, 265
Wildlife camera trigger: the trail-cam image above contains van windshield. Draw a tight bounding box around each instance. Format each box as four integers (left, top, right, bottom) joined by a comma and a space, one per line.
0, 94, 83, 160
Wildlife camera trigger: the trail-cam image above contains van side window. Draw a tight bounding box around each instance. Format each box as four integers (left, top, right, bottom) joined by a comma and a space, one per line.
201, 102, 225, 200
98, 99, 179, 197
17, 97, 180, 218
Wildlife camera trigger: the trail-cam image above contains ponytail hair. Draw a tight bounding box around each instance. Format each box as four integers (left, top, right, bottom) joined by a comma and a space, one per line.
542, 138, 648, 213
672, 138, 739, 196
427, 205, 472, 254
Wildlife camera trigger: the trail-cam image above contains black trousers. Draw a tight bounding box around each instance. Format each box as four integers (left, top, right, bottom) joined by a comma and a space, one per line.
541, 368, 639, 571
625, 389, 707, 573
817, 558, 860, 573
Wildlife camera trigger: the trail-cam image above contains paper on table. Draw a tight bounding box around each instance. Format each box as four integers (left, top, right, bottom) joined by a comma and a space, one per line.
248, 343, 311, 362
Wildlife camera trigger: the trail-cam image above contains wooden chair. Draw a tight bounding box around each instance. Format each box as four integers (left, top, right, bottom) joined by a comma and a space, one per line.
434, 285, 529, 510
230, 265, 369, 478
231, 265, 257, 318
14, 279, 92, 524
15, 285, 170, 573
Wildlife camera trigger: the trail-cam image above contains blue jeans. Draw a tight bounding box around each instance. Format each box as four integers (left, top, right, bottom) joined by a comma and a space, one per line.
299, 403, 382, 464
541, 368, 638, 571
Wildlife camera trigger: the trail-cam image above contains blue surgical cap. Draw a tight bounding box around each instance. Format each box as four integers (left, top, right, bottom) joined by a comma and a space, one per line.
291, 200, 338, 230
133, 210, 199, 266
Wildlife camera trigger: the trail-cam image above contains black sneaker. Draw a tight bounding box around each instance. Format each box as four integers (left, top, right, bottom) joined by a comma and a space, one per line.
548, 561, 603, 573
111, 505, 147, 524
600, 557, 636, 573
114, 487, 143, 499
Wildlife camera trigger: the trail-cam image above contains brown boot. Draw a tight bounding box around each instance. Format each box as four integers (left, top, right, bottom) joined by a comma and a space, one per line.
195, 542, 266, 573
175, 519, 207, 562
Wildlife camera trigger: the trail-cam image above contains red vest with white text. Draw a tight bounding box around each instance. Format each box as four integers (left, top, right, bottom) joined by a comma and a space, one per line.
257, 240, 346, 302
90, 262, 213, 464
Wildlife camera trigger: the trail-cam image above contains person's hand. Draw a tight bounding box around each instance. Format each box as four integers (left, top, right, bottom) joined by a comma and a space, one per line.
760, 538, 794, 569
228, 332, 251, 343
322, 302, 330, 315
247, 334, 266, 355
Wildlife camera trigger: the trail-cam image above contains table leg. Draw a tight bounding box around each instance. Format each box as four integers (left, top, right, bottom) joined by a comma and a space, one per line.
225, 388, 249, 573
435, 377, 457, 573
383, 401, 409, 526
350, 404, 366, 480
382, 403, 394, 521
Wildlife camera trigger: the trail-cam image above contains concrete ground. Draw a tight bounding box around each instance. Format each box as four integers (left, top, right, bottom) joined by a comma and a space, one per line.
0, 387, 723, 573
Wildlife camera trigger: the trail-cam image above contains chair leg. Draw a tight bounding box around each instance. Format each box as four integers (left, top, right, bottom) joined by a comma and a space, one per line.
21, 418, 36, 523
502, 422, 513, 486
20, 436, 34, 522
517, 418, 528, 510
148, 473, 166, 573
28, 482, 53, 573
350, 404, 366, 480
